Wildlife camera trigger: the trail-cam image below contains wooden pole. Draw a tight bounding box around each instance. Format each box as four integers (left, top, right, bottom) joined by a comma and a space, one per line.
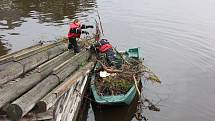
96, 10, 104, 36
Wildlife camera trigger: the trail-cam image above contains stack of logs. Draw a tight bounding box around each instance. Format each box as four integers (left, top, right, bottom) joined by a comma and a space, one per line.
0, 39, 95, 121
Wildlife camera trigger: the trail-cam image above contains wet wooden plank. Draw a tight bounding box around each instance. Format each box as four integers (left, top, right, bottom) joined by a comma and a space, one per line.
54, 74, 89, 121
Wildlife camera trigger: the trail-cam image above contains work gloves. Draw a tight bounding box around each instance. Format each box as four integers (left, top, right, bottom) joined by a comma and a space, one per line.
82, 31, 89, 35
86, 25, 94, 28
81, 25, 94, 29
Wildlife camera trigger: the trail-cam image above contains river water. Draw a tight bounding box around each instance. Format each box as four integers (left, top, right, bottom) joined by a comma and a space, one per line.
1, 0, 215, 121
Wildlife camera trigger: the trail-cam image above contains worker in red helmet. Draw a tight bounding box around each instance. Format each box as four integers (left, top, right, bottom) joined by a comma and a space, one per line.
68, 19, 93, 53
91, 39, 116, 66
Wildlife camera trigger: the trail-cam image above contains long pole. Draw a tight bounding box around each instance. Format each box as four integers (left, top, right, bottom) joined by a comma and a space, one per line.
96, 10, 104, 36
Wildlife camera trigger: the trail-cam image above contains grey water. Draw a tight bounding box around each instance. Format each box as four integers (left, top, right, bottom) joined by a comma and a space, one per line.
0, 0, 215, 121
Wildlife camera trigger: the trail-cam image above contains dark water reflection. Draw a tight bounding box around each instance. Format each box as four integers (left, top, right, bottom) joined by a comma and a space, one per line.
76, 88, 140, 121
90, 95, 139, 121
0, 0, 96, 53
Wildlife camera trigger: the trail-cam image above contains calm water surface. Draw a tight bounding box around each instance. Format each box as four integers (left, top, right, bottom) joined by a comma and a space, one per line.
1, 0, 215, 121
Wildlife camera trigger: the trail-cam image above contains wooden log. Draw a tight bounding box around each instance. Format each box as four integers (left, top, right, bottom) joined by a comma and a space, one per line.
0, 110, 53, 121
46, 43, 66, 59
7, 75, 60, 121
0, 44, 42, 64
18, 51, 49, 73
0, 61, 24, 85
0, 40, 67, 85
15, 41, 67, 73
12, 39, 66, 61
6, 50, 91, 120
37, 62, 94, 112
36, 51, 74, 77
0, 39, 66, 64
53, 50, 90, 81
0, 52, 72, 109
0, 72, 42, 108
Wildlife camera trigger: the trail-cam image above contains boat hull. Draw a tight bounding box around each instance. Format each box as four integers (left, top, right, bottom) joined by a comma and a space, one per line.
91, 47, 141, 105
91, 84, 136, 105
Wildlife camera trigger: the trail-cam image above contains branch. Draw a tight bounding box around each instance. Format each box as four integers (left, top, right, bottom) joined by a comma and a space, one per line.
133, 75, 141, 96
97, 60, 123, 73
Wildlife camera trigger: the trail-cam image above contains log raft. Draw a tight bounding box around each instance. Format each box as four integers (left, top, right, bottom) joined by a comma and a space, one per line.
0, 39, 95, 121
0, 39, 67, 85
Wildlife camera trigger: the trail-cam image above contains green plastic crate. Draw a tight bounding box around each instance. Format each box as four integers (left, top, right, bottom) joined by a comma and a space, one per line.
127, 48, 140, 59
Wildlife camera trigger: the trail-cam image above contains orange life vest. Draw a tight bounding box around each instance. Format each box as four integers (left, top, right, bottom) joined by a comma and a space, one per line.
98, 43, 112, 53
68, 23, 81, 38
